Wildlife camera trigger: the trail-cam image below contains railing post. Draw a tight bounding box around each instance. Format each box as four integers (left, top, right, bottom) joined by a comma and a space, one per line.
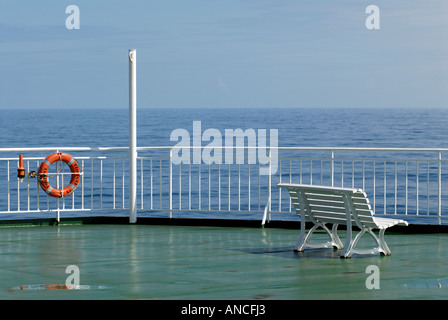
438, 152, 442, 225
129, 49, 137, 223
169, 148, 173, 218
330, 150, 334, 187
56, 150, 60, 222
261, 148, 272, 227
268, 148, 272, 218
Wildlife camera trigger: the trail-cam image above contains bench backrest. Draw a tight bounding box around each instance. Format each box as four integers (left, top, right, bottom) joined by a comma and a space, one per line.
277, 183, 378, 229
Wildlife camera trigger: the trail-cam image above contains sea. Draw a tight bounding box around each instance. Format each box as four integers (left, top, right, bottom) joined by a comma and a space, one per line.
1, 107, 448, 223
2, 107, 448, 149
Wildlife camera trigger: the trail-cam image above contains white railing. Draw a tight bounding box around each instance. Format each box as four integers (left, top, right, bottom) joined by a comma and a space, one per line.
271, 147, 448, 225
0, 147, 129, 221
1, 146, 448, 224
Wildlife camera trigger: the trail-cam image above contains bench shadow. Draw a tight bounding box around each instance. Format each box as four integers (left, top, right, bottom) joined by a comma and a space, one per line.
234, 247, 344, 259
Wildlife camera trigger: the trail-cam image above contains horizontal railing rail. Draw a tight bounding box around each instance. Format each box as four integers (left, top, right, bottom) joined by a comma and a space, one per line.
0, 146, 448, 224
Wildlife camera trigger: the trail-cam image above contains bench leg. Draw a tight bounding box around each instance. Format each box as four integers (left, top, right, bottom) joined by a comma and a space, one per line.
341, 227, 389, 258
295, 223, 344, 252
379, 229, 391, 255
331, 224, 344, 249
295, 224, 318, 251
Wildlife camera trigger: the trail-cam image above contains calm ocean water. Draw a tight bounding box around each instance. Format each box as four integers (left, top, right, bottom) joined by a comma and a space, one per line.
2, 107, 448, 149
1, 107, 448, 222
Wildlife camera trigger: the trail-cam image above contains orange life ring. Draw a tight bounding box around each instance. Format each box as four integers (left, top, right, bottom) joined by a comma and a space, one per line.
38, 152, 81, 198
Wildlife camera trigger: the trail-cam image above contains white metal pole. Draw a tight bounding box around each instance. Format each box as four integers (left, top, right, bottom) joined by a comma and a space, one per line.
129, 49, 137, 223
169, 148, 173, 218
56, 151, 60, 222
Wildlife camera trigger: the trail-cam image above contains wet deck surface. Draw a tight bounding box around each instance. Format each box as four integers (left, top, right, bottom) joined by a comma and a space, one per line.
1, 223, 448, 300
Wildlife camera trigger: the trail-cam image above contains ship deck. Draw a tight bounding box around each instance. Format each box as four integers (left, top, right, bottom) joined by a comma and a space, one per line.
1, 217, 448, 301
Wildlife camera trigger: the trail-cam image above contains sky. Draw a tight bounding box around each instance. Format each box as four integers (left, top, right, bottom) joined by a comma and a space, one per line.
0, 0, 447, 109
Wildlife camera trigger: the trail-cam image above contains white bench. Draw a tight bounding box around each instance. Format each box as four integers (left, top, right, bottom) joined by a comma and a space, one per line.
277, 183, 409, 258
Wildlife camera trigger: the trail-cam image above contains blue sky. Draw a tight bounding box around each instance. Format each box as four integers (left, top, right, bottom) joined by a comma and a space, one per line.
0, 0, 447, 109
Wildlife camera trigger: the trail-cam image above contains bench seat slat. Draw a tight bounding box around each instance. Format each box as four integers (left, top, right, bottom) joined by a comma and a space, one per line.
311, 216, 347, 225
306, 199, 371, 211
311, 211, 377, 227
303, 193, 343, 201
309, 204, 347, 214
373, 217, 408, 229
289, 195, 372, 211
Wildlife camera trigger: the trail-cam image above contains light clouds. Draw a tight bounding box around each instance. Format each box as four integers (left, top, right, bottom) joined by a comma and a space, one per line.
0, 1, 446, 109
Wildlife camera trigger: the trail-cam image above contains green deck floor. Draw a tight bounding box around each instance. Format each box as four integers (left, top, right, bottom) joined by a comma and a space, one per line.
1, 222, 448, 300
